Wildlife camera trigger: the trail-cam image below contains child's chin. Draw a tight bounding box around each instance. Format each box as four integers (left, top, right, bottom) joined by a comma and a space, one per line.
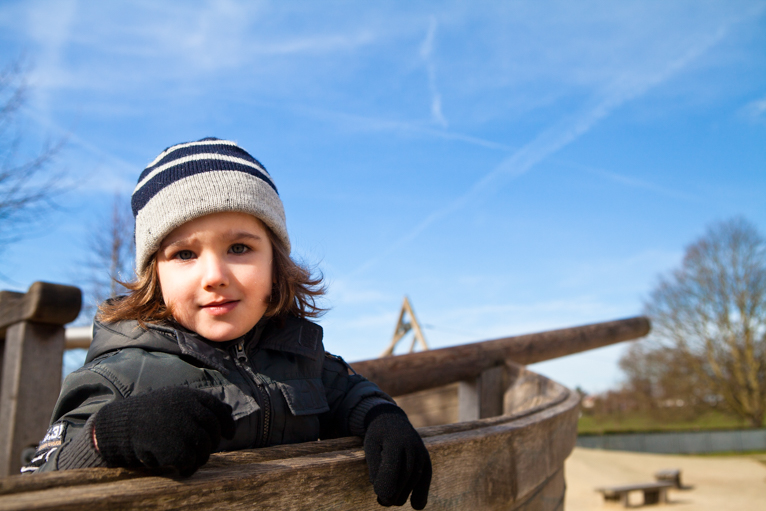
199, 325, 247, 343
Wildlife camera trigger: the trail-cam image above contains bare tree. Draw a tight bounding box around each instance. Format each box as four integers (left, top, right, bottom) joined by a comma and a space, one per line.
80, 194, 134, 320
0, 57, 66, 248
644, 217, 766, 427
619, 340, 715, 421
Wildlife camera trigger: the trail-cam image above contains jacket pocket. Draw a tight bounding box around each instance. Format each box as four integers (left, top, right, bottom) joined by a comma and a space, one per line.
276, 378, 330, 416
193, 379, 260, 420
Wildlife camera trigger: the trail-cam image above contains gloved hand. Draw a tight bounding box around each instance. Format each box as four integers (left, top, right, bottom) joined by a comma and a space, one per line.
93, 386, 236, 477
363, 404, 432, 509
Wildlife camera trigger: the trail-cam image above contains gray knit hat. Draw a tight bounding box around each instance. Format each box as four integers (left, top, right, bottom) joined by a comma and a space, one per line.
131, 137, 289, 275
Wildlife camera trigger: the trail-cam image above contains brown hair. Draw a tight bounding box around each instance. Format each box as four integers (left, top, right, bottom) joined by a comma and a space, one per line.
97, 228, 326, 327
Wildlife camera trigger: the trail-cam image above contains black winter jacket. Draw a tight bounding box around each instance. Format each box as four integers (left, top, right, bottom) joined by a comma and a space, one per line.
25, 315, 393, 473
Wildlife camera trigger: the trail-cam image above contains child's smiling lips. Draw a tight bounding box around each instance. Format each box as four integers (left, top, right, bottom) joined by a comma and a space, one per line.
200, 300, 239, 315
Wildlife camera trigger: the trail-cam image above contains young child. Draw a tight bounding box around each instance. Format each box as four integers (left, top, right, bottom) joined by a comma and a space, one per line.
25, 138, 431, 509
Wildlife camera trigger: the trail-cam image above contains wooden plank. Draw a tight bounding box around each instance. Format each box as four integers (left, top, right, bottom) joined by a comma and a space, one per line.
0, 323, 67, 477
350, 316, 650, 396
596, 482, 674, 493
394, 383, 458, 428
0, 368, 580, 511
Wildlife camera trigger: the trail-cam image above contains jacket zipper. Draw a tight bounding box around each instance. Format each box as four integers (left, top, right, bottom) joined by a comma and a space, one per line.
234, 340, 272, 448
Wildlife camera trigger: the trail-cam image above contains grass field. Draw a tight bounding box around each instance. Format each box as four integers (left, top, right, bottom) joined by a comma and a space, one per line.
577, 410, 752, 434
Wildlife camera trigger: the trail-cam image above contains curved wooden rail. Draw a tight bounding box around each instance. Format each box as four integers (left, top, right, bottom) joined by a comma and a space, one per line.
0, 289, 649, 510
0, 363, 578, 511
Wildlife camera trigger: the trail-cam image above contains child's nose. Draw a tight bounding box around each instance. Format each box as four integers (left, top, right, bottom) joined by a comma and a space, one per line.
200, 254, 229, 289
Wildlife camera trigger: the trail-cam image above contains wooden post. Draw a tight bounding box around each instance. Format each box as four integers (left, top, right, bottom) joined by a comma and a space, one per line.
458, 365, 507, 421
457, 380, 479, 422
0, 282, 81, 477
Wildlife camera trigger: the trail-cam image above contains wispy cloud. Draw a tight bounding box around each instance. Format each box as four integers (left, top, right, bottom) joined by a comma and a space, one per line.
420, 17, 447, 127
20, 2, 379, 96
555, 159, 701, 202
291, 103, 513, 151
557, 249, 682, 290
742, 95, 766, 122
21, 105, 139, 192
26, 0, 77, 112
344, 20, 734, 279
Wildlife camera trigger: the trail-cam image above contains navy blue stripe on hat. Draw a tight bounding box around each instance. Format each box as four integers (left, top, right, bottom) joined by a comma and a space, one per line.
131, 139, 278, 215
138, 138, 271, 184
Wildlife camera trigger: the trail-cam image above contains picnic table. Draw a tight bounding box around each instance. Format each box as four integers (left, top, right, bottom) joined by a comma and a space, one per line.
596, 481, 674, 507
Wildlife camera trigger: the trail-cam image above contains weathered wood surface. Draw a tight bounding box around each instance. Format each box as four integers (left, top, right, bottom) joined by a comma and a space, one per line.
0, 283, 82, 477
394, 383, 460, 427
351, 316, 649, 397
0, 363, 578, 511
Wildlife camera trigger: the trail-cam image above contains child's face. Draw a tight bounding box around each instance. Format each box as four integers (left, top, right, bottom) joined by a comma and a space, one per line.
156, 212, 273, 342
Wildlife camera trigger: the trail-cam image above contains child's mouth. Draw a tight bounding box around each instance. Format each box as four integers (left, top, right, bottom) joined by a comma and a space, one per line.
201, 301, 239, 315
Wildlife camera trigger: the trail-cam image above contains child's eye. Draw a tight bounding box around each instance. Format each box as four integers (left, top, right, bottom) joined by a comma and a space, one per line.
175, 249, 195, 260
230, 244, 250, 255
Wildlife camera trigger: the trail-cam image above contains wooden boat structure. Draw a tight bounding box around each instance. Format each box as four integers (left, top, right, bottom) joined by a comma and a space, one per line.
0, 282, 650, 510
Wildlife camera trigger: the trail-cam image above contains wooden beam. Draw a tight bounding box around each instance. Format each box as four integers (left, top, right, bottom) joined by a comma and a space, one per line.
0, 283, 81, 338
352, 316, 650, 397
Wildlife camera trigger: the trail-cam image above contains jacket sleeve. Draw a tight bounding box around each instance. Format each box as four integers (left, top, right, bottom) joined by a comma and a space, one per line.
22, 362, 123, 473
318, 352, 397, 439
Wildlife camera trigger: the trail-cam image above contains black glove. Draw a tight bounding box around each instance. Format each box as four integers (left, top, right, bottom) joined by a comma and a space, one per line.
363, 404, 432, 509
93, 386, 236, 477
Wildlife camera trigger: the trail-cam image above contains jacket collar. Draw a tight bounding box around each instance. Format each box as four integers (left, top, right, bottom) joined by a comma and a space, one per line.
87, 315, 324, 372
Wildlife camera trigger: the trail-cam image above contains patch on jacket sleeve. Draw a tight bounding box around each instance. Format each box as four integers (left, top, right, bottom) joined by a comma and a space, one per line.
20, 422, 68, 474
39, 422, 68, 450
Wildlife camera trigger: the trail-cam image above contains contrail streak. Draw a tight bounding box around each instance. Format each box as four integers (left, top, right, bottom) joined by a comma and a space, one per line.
346, 22, 732, 279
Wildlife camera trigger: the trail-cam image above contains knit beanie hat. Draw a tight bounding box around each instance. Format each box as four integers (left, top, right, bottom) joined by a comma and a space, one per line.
131, 137, 289, 275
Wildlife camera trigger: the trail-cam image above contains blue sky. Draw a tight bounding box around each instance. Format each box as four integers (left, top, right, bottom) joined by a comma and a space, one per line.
1, 1, 765, 392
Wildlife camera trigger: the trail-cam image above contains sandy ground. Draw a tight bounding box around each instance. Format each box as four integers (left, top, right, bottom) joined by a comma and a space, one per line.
565, 447, 766, 510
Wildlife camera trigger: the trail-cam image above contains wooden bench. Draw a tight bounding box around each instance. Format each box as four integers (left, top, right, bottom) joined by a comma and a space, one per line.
596, 481, 674, 507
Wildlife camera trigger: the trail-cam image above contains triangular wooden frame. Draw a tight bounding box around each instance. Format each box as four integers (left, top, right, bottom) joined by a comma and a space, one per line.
380, 296, 429, 357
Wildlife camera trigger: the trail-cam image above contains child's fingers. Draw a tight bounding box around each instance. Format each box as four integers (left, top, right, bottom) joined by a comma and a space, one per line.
391, 448, 418, 506
365, 443, 383, 486
363, 406, 432, 507
410, 457, 432, 510
372, 443, 405, 505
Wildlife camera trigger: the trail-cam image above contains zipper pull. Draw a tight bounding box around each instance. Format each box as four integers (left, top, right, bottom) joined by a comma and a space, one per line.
235, 340, 247, 361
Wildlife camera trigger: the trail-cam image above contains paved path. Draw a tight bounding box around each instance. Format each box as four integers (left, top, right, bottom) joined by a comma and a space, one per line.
565, 447, 766, 510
